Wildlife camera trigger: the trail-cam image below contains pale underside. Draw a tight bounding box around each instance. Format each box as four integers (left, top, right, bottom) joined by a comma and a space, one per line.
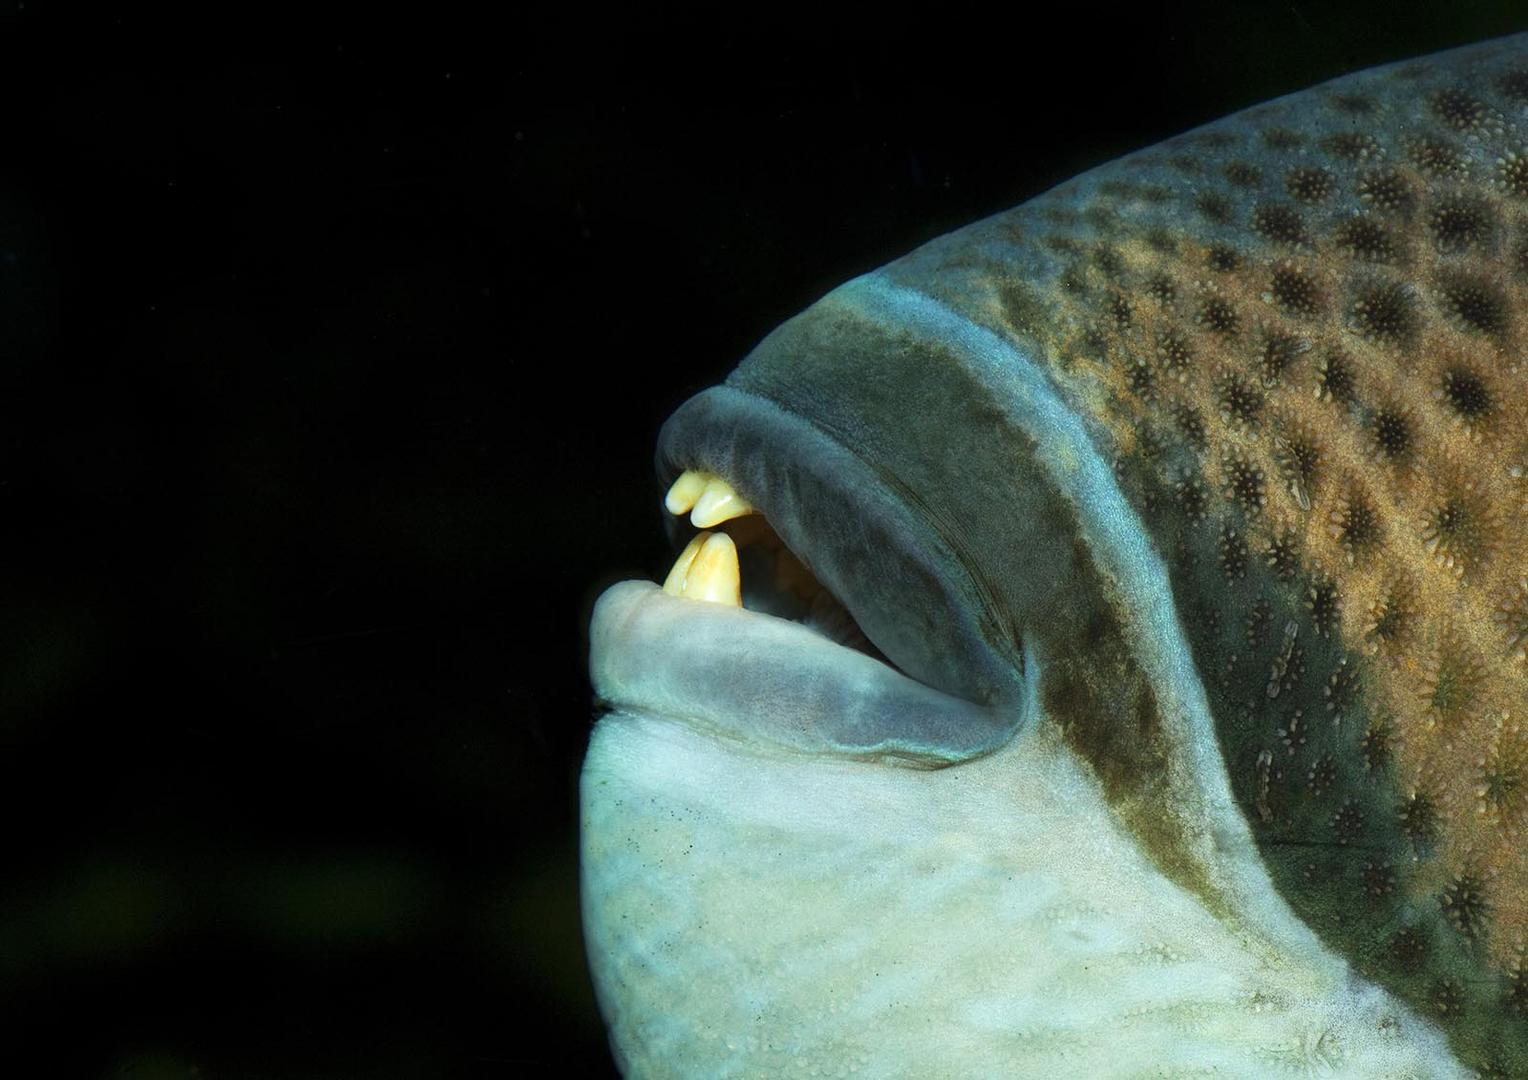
583, 683, 1462, 1078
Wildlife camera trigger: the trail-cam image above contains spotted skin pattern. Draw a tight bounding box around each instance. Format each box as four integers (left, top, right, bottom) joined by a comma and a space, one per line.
878, 35, 1528, 1075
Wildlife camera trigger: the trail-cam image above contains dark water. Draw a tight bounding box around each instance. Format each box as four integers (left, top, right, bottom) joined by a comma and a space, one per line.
2, 7, 1520, 1076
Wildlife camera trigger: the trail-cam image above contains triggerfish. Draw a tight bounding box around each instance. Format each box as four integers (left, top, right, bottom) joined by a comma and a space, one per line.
583, 33, 1528, 1077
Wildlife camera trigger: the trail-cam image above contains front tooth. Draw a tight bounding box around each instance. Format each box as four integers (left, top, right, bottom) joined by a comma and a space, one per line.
664, 470, 709, 516
682, 531, 742, 605
660, 530, 742, 606
691, 476, 754, 528
662, 531, 708, 595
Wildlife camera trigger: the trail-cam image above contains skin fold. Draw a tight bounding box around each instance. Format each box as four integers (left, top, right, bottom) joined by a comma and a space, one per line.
585, 33, 1528, 1077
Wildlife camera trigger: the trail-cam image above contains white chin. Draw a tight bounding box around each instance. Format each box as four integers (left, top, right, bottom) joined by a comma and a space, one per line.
580, 704, 1466, 1078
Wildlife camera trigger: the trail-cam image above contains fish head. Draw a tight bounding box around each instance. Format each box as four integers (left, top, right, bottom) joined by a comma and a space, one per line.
583, 33, 1528, 1078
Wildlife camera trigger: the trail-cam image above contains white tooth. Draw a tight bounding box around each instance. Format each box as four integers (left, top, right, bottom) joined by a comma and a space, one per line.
662, 532, 708, 595
664, 470, 709, 516
691, 476, 754, 528
681, 531, 741, 606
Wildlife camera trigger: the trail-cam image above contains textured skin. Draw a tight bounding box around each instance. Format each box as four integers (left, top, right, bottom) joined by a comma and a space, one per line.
855, 34, 1528, 1076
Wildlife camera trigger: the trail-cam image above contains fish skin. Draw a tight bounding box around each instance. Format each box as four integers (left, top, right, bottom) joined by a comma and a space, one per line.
593, 33, 1528, 1076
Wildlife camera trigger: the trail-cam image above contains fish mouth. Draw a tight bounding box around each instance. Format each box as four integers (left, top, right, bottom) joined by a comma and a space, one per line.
588, 383, 1026, 766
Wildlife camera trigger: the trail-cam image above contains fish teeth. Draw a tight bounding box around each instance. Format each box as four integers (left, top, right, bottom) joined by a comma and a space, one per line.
661, 530, 741, 606
663, 470, 708, 516
664, 469, 756, 528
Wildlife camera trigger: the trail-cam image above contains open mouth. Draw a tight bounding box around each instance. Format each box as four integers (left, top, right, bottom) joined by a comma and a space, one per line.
588, 385, 1026, 766
658, 468, 891, 666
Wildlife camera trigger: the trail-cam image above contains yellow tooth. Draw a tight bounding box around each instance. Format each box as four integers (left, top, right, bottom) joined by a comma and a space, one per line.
664, 470, 709, 516
660, 531, 742, 606
683, 531, 742, 605
662, 531, 708, 595
691, 476, 754, 528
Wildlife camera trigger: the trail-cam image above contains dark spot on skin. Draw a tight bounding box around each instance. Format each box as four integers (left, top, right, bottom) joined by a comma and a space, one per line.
1334, 218, 1402, 263
1309, 576, 1341, 637
1316, 348, 1358, 404
1428, 193, 1494, 253
1433, 979, 1466, 1019
1270, 263, 1322, 317
1440, 366, 1491, 421
1440, 873, 1490, 939
1422, 489, 1496, 575
1361, 858, 1395, 896
1262, 129, 1303, 151
1407, 134, 1468, 178
1510, 962, 1528, 1016
1438, 273, 1509, 335
1108, 291, 1132, 329
1307, 753, 1337, 796
1369, 405, 1411, 460
1432, 87, 1490, 132
1156, 327, 1193, 378
1331, 93, 1376, 115
1216, 370, 1262, 428
1332, 799, 1365, 845
1277, 709, 1309, 754
1358, 168, 1415, 215
1224, 161, 1262, 188
1274, 422, 1320, 499
1245, 596, 1272, 645
1145, 227, 1177, 254
1332, 489, 1381, 557
1479, 745, 1524, 820
1349, 279, 1416, 345
1146, 274, 1176, 306
1500, 69, 1528, 103
1366, 581, 1413, 652
1058, 265, 1089, 296
1258, 331, 1307, 387
1320, 131, 1382, 160
1195, 192, 1234, 224
1324, 656, 1358, 716
1170, 401, 1207, 451
1265, 530, 1300, 580
1206, 245, 1240, 272
1285, 166, 1334, 203
1125, 356, 1154, 398
1423, 639, 1481, 724
1400, 791, 1439, 853
1221, 450, 1265, 515
1196, 295, 1239, 336
1084, 206, 1122, 235
1253, 203, 1309, 246
1174, 471, 1209, 523
1218, 524, 1248, 580
1090, 248, 1122, 280
1361, 716, 1393, 771
1498, 152, 1528, 198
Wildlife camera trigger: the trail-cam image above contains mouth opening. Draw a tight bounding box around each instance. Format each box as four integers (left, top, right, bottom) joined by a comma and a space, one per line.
655, 383, 1027, 710
664, 494, 899, 672
589, 384, 1025, 765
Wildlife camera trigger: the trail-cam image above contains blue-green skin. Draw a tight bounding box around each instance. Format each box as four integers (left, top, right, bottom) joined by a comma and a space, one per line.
617, 33, 1528, 1075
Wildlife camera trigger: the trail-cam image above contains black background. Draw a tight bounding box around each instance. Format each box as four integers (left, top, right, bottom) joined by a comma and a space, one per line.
2, 7, 1522, 1077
